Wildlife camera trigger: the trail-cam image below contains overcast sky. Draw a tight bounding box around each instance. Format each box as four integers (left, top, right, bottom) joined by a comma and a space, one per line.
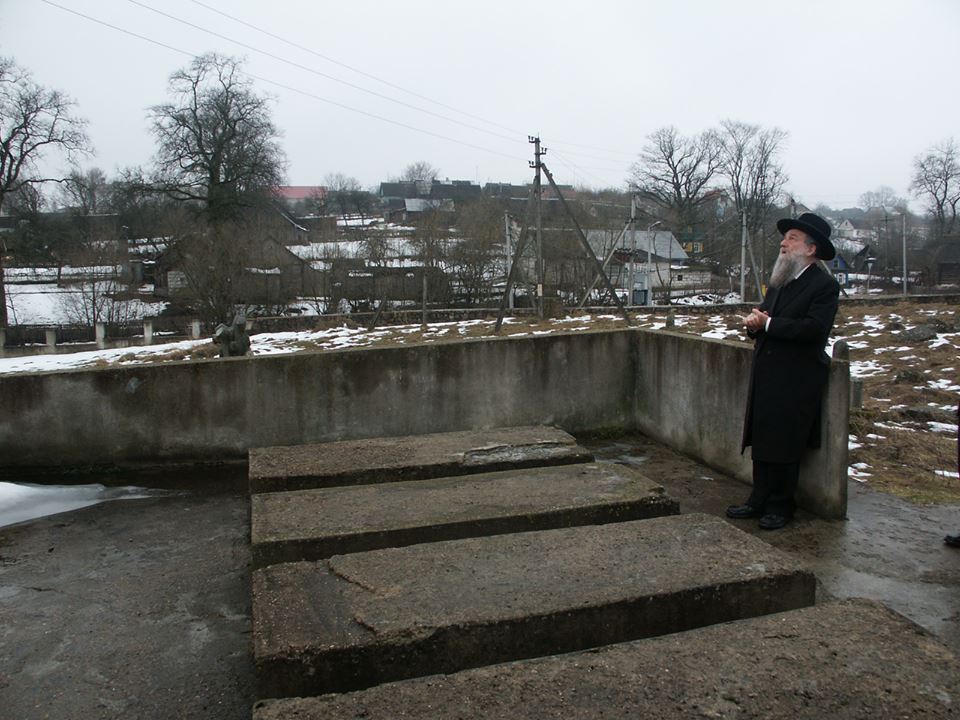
3, 0, 958, 210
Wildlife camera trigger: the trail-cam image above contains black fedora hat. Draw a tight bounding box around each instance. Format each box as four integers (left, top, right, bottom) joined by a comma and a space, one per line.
776, 212, 835, 261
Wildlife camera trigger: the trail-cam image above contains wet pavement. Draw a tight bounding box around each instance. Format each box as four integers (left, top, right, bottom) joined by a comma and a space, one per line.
584, 434, 960, 654
0, 436, 957, 720
0, 466, 254, 720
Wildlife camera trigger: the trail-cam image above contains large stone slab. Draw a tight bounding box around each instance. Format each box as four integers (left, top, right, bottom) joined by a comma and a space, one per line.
253, 599, 960, 719
249, 426, 594, 493
252, 513, 815, 699
251, 463, 679, 568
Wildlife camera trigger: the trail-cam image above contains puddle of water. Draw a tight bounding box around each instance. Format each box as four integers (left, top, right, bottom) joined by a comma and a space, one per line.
0, 482, 174, 529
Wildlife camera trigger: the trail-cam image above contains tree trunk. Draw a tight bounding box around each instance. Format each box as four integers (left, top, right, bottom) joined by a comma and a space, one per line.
421, 271, 428, 328
0, 254, 7, 327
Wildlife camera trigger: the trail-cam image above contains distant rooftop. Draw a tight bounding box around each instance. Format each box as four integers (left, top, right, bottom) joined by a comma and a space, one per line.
276, 186, 326, 201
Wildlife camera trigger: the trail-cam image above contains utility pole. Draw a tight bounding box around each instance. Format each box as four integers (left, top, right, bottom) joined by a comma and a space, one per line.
901, 213, 908, 297
740, 210, 748, 302
540, 162, 632, 325
646, 220, 661, 306
882, 214, 890, 274
628, 196, 637, 306
530, 136, 545, 320
504, 211, 514, 310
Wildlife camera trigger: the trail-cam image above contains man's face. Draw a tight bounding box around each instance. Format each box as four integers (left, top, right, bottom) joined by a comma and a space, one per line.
780, 229, 817, 260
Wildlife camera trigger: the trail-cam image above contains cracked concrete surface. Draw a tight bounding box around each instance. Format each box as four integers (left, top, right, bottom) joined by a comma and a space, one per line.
252, 515, 815, 698
0, 432, 956, 719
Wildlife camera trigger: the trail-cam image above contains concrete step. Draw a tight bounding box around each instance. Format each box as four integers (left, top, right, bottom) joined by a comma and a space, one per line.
249, 426, 594, 493
251, 463, 679, 568
252, 513, 815, 699
253, 598, 960, 719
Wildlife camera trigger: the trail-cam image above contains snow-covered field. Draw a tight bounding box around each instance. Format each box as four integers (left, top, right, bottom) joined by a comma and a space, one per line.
5, 281, 166, 325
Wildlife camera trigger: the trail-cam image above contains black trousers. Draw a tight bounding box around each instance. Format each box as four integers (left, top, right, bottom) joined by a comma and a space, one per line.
747, 460, 799, 517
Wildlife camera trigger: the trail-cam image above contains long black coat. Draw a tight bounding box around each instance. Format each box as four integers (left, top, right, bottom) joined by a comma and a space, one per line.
741, 264, 840, 463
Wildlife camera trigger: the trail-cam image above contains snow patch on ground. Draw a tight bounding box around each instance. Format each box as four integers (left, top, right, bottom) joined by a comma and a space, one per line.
0, 482, 172, 529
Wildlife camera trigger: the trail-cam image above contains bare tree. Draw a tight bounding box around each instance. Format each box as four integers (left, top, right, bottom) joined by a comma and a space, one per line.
56, 168, 117, 288
162, 208, 262, 323
58, 167, 110, 214
322, 172, 373, 222
400, 161, 439, 182
717, 119, 788, 281
399, 161, 439, 195
409, 208, 450, 315
58, 224, 133, 328
911, 139, 960, 241
149, 53, 286, 224
0, 56, 91, 325
629, 126, 722, 238
859, 185, 908, 212
449, 198, 503, 305
108, 166, 176, 241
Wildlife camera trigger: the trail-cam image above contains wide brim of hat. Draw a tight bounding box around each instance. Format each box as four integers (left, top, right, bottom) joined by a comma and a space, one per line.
776, 218, 836, 261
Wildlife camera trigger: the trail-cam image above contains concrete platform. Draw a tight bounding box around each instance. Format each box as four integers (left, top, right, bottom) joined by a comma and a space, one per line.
251, 463, 679, 568
248, 426, 593, 493
252, 513, 815, 699
253, 599, 960, 719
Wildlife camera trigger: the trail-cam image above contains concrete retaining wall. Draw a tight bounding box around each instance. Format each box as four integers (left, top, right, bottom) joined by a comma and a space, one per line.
632, 330, 849, 519
0, 328, 848, 517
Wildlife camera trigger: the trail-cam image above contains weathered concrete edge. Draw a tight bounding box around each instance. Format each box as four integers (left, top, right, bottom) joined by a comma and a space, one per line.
251, 598, 959, 719
0, 327, 848, 521
250, 496, 680, 569
249, 447, 596, 493
253, 571, 815, 699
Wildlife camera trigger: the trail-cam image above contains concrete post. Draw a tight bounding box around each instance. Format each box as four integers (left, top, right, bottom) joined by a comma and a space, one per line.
191, 320, 201, 339
95, 322, 106, 349
832, 339, 849, 363
45, 328, 57, 350
143, 319, 154, 346
849, 378, 863, 411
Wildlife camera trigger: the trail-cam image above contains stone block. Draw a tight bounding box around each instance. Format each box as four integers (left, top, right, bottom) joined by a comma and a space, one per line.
249, 426, 594, 493
252, 513, 814, 699
254, 599, 960, 719
251, 463, 678, 568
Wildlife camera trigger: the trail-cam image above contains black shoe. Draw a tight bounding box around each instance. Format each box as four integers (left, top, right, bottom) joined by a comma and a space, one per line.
945, 534, 960, 548
726, 504, 762, 519
759, 514, 790, 530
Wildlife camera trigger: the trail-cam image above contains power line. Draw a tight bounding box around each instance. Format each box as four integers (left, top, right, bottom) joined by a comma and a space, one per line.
39, 0, 529, 164
189, 0, 524, 138
548, 149, 623, 189
190, 0, 640, 162
125, 0, 524, 147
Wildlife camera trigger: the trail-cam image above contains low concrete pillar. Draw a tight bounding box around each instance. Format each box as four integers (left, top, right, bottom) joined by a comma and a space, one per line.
190, 319, 201, 339
850, 378, 863, 411
95, 322, 106, 349
832, 339, 849, 362
143, 319, 154, 346
45, 328, 57, 349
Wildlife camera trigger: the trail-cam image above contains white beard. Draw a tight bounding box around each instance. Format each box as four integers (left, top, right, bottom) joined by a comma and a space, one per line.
769, 250, 809, 289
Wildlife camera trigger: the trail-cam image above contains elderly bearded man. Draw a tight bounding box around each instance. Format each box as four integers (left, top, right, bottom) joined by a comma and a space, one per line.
726, 212, 840, 530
